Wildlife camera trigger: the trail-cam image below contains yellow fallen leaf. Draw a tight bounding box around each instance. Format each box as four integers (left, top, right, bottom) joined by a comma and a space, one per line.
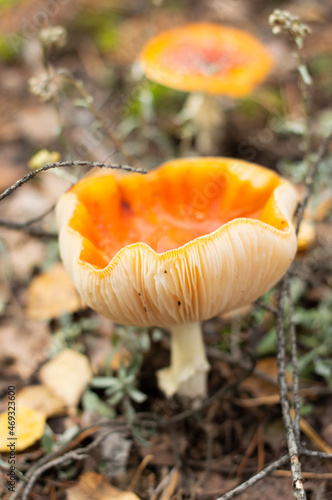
17, 385, 67, 417
26, 262, 84, 320
66, 472, 140, 500
40, 349, 93, 408
28, 149, 60, 170
0, 406, 46, 452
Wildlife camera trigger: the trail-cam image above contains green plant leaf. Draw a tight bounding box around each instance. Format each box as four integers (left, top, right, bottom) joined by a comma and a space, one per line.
108, 390, 124, 406
127, 387, 147, 403
91, 376, 121, 389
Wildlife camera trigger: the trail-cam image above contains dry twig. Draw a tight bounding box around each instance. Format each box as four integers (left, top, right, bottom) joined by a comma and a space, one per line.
20, 430, 113, 500
9, 423, 127, 500
277, 279, 306, 499
216, 454, 289, 500
218, 129, 332, 500
0, 161, 146, 238
0, 204, 57, 237
0, 160, 146, 204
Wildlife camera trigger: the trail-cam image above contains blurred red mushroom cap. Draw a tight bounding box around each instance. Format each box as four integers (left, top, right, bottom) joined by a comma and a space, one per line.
139, 23, 272, 96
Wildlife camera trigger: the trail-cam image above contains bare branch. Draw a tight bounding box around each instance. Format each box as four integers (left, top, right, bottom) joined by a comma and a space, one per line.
271, 130, 332, 500
296, 130, 332, 235
277, 278, 306, 499
0, 160, 147, 204
216, 454, 289, 500
21, 430, 114, 500
0, 219, 57, 238
9, 422, 127, 500
254, 299, 278, 315
287, 276, 301, 447
301, 449, 332, 459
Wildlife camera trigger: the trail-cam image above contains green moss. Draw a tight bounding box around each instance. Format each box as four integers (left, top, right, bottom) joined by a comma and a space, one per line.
0, 35, 18, 62
0, 0, 21, 7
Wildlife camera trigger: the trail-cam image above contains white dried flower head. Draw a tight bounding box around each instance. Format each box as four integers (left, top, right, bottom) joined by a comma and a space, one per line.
269, 10, 311, 45
28, 72, 60, 102
40, 26, 67, 50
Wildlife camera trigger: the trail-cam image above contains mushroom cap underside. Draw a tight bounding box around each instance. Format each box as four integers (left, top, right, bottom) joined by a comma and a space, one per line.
139, 23, 272, 96
56, 157, 298, 327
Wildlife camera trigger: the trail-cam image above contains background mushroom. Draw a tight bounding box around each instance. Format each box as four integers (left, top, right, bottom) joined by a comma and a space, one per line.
139, 23, 272, 153
56, 157, 298, 398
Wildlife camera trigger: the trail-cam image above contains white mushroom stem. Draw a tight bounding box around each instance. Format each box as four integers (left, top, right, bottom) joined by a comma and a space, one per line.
178, 93, 226, 155
157, 321, 210, 399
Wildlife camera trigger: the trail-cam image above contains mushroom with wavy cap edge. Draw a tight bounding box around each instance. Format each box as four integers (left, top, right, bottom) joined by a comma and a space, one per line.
56, 157, 298, 398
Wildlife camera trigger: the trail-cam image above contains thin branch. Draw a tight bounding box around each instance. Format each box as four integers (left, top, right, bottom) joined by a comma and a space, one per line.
10, 422, 127, 500
254, 299, 278, 315
295, 44, 312, 168
287, 276, 301, 448
271, 130, 332, 500
21, 451, 87, 500
216, 454, 289, 500
0, 203, 56, 237
206, 347, 279, 387
0, 220, 57, 238
300, 449, 332, 459
21, 430, 113, 500
3, 204, 55, 226
61, 71, 138, 167
276, 278, 306, 499
0, 160, 147, 203
296, 130, 332, 235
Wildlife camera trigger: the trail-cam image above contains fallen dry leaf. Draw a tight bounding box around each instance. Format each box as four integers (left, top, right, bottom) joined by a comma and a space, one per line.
28, 149, 61, 170
240, 358, 294, 403
39, 349, 93, 408
66, 472, 140, 500
0, 405, 46, 452
17, 384, 67, 417
26, 262, 84, 320
240, 358, 279, 398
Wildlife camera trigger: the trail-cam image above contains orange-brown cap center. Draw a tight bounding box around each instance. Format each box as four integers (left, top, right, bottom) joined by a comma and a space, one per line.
68, 159, 284, 269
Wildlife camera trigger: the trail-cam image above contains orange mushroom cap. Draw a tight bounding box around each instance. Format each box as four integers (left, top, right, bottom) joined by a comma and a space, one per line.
139, 23, 272, 96
56, 158, 298, 327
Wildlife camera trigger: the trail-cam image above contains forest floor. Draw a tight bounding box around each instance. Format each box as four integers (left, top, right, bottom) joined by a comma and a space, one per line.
1, 0, 332, 499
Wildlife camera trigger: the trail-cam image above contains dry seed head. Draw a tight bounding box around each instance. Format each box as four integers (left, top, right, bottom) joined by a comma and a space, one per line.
40, 26, 67, 50
28, 72, 61, 102
269, 9, 311, 43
